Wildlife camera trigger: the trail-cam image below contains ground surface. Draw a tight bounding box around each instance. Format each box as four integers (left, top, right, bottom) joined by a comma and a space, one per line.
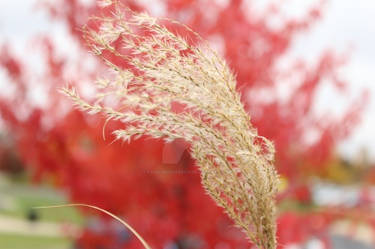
0, 173, 82, 249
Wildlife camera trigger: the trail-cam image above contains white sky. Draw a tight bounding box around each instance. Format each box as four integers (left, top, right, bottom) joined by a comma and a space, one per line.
272, 0, 375, 161
0, 0, 374, 161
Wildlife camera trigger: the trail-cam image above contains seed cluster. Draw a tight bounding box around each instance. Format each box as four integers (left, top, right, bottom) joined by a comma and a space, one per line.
63, 2, 279, 248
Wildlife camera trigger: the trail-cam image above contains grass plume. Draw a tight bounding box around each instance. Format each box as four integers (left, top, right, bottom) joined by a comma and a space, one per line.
62, 2, 279, 248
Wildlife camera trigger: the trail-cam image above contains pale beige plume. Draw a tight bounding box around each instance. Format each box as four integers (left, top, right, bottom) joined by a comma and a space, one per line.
63, 1, 279, 248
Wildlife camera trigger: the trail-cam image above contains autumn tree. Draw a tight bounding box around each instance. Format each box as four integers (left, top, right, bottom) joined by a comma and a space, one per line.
0, 0, 368, 248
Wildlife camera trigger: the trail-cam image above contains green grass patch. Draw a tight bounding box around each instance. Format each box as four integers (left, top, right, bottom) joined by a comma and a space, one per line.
0, 233, 72, 249
0, 180, 83, 224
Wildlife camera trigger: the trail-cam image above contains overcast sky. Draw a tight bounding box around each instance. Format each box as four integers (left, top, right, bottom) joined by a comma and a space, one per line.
0, 0, 374, 161
271, 0, 375, 161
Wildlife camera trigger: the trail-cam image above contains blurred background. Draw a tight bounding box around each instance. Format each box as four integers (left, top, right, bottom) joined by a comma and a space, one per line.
0, 0, 374, 248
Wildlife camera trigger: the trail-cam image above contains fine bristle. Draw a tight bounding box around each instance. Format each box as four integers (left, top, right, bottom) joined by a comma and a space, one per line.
62, 3, 279, 248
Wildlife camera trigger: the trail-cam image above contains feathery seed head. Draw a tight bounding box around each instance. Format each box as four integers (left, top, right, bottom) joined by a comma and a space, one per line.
63, 3, 279, 248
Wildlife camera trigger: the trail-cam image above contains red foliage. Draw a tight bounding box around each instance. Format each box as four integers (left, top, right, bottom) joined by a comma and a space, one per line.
0, 0, 368, 248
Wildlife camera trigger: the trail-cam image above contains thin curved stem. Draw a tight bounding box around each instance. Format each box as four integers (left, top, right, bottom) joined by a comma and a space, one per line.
33, 203, 152, 249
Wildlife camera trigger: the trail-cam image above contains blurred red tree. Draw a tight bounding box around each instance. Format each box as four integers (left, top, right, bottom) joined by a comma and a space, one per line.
0, 0, 368, 248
